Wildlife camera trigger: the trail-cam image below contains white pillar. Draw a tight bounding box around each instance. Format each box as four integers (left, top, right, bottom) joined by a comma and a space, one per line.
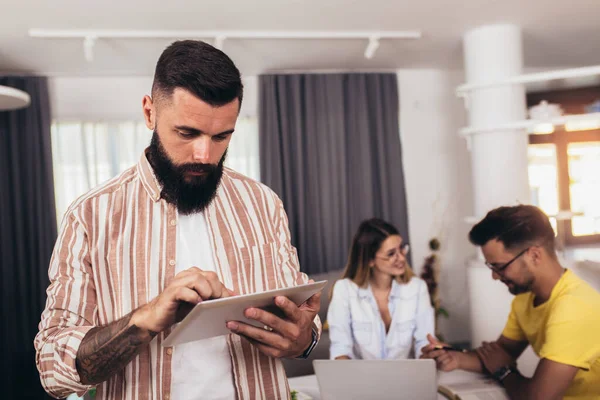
465, 24, 530, 216
463, 25, 530, 347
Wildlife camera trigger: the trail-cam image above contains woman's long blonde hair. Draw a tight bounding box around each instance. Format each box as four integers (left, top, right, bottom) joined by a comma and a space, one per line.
340, 218, 414, 288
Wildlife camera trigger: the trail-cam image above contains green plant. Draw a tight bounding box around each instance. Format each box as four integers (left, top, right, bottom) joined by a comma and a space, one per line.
420, 237, 449, 339
436, 306, 449, 319
291, 389, 298, 400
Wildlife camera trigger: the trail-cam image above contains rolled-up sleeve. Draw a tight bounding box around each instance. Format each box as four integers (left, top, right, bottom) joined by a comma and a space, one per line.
34, 213, 97, 398
327, 280, 355, 359
413, 279, 435, 358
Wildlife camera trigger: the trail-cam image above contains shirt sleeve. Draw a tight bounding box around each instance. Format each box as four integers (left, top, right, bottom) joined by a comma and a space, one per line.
327, 280, 355, 359
34, 212, 97, 398
501, 297, 527, 342
272, 194, 322, 338
539, 294, 600, 370
413, 279, 435, 359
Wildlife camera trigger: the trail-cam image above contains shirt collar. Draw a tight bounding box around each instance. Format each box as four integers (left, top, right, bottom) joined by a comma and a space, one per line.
357, 279, 403, 299
137, 148, 163, 202
357, 285, 371, 299
390, 279, 403, 298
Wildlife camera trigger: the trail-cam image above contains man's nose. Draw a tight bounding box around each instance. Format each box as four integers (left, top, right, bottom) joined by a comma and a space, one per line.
192, 137, 212, 163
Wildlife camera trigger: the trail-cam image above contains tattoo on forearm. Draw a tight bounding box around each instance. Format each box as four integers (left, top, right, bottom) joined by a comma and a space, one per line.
76, 313, 158, 385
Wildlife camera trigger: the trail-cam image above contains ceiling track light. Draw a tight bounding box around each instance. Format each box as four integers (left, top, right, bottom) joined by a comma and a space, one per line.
364, 36, 380, 59
214, 35, 226, 50
83, 36, 96, 62
29, 29, 422, 62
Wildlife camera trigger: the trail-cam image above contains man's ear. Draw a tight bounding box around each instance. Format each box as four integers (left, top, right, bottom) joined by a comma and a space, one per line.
530, 246, 544, 266
142, 95, 155, 130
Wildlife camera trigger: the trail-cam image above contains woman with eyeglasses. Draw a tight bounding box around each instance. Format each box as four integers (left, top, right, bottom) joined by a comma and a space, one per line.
327, 218, 435, 360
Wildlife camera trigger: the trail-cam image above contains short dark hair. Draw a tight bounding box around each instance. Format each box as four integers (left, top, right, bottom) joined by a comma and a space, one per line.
469, 205, 556, 255
151, 40, 243, 107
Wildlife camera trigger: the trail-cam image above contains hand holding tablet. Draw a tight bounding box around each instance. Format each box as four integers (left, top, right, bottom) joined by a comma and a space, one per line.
162, 280, 327, 348
225, 280, 324, 359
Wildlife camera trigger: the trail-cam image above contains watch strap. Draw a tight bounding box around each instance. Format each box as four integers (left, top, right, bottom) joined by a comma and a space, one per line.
296, 327, 318, 359
492, 365, 516, 382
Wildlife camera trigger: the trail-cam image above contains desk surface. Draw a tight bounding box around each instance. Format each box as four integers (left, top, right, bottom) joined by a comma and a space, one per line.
288, 370, 485, 400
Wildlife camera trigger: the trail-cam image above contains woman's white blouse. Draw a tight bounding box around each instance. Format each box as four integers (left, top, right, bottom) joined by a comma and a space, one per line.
327, 277, 434, 360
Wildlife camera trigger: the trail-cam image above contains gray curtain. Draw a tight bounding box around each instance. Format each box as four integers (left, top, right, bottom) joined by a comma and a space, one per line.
0, 77, 55, 399
259, 73, 410, 275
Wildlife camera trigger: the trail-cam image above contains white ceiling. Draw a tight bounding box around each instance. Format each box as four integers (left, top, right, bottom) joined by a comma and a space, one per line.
3, 0, 600, 77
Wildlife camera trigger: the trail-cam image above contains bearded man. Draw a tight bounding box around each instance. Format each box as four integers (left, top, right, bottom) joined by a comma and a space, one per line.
35, 40, 321, 400
421, 205, 600, 400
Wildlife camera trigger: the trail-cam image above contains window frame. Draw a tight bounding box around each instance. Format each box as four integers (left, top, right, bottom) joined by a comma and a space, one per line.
529, 128, 600, 245
528, 86, 600, 246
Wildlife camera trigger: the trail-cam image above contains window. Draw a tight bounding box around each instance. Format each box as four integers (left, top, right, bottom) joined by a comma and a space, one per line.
527, 144, 559, 233
51, 121, 150, 222
567, 142, 600, 237
527, 86, 600, 245
51, 117, 259, 223
223, 117, 260, 182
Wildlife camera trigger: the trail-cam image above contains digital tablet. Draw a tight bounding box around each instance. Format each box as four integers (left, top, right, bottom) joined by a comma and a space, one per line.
162, 280, 327, 347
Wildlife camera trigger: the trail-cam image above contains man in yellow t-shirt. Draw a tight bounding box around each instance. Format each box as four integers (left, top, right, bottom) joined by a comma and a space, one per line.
421, 205, 600, 399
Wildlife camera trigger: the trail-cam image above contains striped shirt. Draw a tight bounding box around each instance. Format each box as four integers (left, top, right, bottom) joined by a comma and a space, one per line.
34, 152, 321, 400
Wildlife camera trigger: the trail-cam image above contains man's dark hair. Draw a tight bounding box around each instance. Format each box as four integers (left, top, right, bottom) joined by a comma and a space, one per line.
469, 205, 556, 256
151, 40, 243, 107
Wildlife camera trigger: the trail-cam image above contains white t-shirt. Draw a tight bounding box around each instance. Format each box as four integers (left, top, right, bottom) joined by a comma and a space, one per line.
170, 212, 235, 400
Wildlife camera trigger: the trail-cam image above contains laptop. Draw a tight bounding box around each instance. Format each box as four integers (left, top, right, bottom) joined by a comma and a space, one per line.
312, 359, 437, 400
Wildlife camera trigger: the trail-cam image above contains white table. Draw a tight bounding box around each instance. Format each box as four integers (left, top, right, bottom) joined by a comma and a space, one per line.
288, 370, 486, 400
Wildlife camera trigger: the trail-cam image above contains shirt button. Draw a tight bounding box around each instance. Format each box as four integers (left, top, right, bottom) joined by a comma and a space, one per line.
165, 394, 170, 400
170, 219, 177, 226
169, 260, 176, 266
166, 348, 173, 355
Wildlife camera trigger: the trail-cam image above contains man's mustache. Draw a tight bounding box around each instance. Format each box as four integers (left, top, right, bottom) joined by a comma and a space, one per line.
177, 163, 218, 174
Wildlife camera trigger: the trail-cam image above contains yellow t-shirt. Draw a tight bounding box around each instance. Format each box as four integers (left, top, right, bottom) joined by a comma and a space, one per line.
502, 269, 600, 399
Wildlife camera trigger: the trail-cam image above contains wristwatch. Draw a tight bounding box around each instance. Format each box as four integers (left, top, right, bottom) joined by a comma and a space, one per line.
296, 327, 318, 359
492, 365, 517, 382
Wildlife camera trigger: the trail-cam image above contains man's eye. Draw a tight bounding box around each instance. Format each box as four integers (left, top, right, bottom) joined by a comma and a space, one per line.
214, 135, 229, 142
178, 131, 193, 138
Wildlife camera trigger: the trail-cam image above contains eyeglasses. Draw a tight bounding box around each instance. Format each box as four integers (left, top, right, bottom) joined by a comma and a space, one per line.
485, 247, 529, 274
375, 243, 410, 262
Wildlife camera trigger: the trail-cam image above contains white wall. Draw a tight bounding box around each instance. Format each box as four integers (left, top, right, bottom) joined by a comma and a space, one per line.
49, 76, 258, 121
398, 69, 475, 343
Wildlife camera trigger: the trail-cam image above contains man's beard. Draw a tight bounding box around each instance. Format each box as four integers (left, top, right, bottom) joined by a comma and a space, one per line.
147, 131, 226, 215
503, 277, 533, 295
